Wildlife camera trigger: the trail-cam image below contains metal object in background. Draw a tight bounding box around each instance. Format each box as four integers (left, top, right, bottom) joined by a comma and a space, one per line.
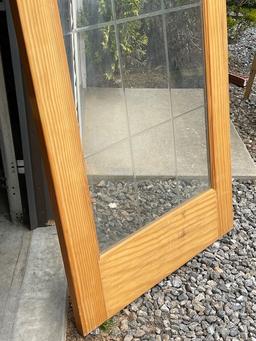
4, 0, 53, 228
0, 50, 23, 223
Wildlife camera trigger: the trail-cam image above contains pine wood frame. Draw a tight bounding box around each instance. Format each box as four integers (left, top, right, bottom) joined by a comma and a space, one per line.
244, 53, 256, 100
11, 0, 233, 335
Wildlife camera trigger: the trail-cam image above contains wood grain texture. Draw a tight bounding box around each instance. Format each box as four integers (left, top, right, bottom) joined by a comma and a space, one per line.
11, 0, 107, 335
101, 190, 219, 316
203, 0, 233, 236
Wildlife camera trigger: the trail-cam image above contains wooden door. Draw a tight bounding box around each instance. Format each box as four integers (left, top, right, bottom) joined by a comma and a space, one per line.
11, 0, 233, 336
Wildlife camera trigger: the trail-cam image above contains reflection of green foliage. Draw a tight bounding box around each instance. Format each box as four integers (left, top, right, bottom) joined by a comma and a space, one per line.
100, 0, 148, 80
227, 1, 256, 42
227, 16, 237, 29
79, 0, 203, 87
227, 0, 256, 7
115, 0, 141, 17
79, 0, 148, 82
245, 8, 256, 22
167, 6, 203, 87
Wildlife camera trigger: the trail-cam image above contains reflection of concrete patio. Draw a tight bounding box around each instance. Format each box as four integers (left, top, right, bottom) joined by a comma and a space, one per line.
81, 88, 256, 178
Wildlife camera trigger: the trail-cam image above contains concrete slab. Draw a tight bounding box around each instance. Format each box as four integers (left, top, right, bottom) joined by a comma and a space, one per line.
0, 219, 31, 341
231, 125, 256, 178
81, 88, 256, 178
0, 222, 67, 341
11, 227, 67, 341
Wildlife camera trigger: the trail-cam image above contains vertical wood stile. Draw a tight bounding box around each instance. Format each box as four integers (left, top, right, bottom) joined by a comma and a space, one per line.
10, 0, 107, 335
203, 0, 233, 236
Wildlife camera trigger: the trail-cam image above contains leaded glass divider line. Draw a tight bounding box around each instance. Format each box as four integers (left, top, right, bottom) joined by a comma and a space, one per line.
160, 0, 180, 205
110, 0, 143, 229
168, 2, 209, 203
71, 0, 84, 135
63, 2, 200, 35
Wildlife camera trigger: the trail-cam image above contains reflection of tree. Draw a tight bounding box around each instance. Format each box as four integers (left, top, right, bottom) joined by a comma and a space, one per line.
167, 6, 204, 88
79, 0, 149, 84
79, 0, 203, 88
227, 0, 256, 43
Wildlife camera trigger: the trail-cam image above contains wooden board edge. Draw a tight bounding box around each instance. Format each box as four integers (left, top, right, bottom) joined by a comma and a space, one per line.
203, 0, 233, 236
10, 0, 108, 335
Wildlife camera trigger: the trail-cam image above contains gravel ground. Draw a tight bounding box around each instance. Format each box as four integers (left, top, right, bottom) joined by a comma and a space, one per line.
229, 27, 256, 163
67, 28, 256, 340
91, 178, 208, 251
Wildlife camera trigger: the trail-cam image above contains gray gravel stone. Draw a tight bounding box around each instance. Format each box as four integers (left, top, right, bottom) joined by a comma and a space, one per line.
124, 335, 133, 341
134, 329, 145, 337
120, 319, 129, 332
172, 276, 182, 288
160, 304, 169, 313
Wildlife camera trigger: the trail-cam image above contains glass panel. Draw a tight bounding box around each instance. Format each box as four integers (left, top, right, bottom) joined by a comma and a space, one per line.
164, 0, 200, 9
77, 27, 126, 155
166, 5, 209, 195
86, 142, 140, 251
59, 0, 210, 251
175, 107, 209, 197
58, 0, 72, 34
77, 28, 141, 249
77, 0, 113, 27
63, 35, 74, 86
118, 15, 181, 232
115, 0, 161, 19
166, 5, 204, 89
